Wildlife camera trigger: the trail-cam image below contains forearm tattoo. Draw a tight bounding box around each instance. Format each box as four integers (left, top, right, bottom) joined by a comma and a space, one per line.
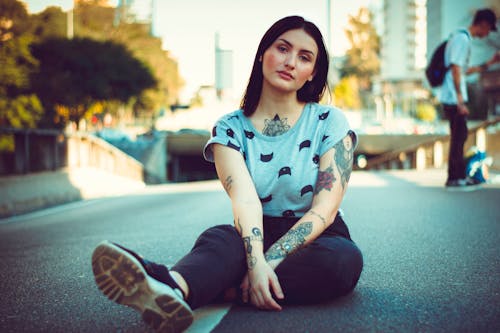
265, 222, 313, 261
334, 135, 354, 190
242, 227, 263, 270
262, 114, 290, 136
307, 210, 327, 226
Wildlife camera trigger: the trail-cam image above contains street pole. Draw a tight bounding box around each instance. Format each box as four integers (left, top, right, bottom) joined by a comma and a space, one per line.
326, 0, 331, 53
67, 9, 73, 38
67, 0, 74, 39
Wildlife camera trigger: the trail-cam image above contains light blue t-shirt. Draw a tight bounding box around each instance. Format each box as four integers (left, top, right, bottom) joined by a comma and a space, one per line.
438, 28, 471, 104
204, 103, 357, 218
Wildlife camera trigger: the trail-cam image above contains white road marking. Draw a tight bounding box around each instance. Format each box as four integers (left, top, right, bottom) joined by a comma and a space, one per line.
186, 303, 232, 333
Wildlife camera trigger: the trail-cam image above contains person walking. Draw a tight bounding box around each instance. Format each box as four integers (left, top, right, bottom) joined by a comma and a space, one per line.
440, 8, 499, 190
91, 15, 363, 333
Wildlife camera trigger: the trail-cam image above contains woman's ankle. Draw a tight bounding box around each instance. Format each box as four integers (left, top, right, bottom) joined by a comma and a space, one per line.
170, 271, 189, 300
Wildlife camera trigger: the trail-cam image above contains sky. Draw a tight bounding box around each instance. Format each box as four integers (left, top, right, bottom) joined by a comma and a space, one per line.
23, 0, 380, 101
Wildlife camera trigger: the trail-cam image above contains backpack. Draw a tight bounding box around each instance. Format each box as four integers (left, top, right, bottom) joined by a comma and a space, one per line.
425, 30, 468, 88
425, 41, 449, 87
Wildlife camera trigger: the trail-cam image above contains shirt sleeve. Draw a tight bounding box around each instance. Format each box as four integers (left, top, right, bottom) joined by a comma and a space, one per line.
319, 107, 358, 156
203, 115, 244, 162
447, 32, 470, 67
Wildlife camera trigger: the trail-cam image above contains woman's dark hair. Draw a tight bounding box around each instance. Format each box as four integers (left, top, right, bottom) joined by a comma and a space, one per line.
240, 16, 330, 116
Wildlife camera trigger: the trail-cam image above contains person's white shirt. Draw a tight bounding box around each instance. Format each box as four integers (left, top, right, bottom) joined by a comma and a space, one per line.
438, 28, 472, 105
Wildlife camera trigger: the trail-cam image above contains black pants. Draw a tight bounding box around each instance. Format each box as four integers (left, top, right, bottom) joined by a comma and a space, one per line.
172, 214, 363, 309
443, 104, 468, 181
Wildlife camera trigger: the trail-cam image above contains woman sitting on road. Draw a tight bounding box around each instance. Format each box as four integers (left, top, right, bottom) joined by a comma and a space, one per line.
91, 15, 363, 333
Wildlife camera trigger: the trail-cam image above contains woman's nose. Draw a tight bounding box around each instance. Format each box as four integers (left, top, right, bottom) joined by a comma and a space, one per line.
284, 54, 296, 69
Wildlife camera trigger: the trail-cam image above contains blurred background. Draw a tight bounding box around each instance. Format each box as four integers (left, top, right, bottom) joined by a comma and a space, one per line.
0, 0, 499, 216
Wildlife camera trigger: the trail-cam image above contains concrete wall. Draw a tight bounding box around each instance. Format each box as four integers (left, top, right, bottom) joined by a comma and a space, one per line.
0, 132, 146, 218
0, 167, 145, 218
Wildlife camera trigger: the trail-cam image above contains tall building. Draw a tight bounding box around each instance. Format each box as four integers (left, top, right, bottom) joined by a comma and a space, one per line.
376, 0, 498, 119
115, 0, 155, 34
214, 33, 233, 100
378, 0, 428, 114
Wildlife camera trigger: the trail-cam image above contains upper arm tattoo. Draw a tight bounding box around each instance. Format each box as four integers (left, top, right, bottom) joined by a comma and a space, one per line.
314, 134, 354, 194
314, 164, 336, 194
334, 134, 354, 190
223, 175, 233, 193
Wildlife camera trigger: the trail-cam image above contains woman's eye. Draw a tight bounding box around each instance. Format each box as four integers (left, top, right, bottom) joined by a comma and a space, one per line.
277, 45, 288, 52
299, 55, 311, 62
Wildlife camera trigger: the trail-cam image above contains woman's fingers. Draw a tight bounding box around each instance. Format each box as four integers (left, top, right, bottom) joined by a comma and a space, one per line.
270, 275, 284, 300
250, 283, 282, 311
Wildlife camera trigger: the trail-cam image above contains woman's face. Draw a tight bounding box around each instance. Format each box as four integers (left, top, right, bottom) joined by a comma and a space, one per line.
261, 29, 318, 95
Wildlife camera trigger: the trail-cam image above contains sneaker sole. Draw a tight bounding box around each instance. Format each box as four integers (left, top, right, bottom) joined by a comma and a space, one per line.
91, 241, 193, 333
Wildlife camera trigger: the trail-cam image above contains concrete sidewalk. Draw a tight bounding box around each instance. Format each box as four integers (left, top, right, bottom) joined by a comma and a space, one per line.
0, 167, 145, 218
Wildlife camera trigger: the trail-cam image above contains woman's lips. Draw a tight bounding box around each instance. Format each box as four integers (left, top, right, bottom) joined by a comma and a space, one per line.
277, 71, 293, 80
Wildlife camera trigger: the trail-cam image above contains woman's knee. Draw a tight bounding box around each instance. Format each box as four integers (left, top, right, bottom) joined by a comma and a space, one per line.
333, 242, 363, 295
194, 224, 243, 253
314, 238, 363, 296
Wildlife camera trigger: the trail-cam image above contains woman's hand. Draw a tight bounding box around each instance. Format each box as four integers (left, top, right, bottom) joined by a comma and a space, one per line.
240, 261, 284, 311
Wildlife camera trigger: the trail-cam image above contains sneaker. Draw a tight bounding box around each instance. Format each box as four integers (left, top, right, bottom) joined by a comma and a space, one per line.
91, 241, 193, 333
445, 178, 481, 192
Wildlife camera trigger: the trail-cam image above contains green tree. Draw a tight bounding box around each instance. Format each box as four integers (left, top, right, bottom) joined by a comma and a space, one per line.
0, 0, 43, 151
341, 7, 380, 90
28, 6, 67, 39
0, 0, 30, 42
31, 37, 157, 128
333, 76, 362, 110
74, 1, 184, 119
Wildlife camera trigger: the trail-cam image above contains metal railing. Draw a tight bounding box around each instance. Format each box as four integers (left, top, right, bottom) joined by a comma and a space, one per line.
363, 117, 500, 170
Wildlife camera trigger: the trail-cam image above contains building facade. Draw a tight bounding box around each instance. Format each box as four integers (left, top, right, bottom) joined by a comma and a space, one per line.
378, 0, 428, 118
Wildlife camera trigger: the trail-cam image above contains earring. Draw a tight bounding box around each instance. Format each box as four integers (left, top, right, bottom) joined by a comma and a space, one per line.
258, 56, 263, 62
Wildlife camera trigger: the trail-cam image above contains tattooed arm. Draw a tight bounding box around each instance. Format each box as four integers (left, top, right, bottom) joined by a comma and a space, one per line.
212, 143, 284, 310
212, 144, 263, 263
265, 132, 354, 267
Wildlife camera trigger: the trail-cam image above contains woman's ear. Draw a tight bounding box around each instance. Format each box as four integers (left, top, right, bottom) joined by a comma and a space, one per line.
308, 70, 316, 81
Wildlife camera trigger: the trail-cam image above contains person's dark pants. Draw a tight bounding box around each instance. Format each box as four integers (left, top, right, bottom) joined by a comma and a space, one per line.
172, 213, 363, 309
443, 104, 468, 181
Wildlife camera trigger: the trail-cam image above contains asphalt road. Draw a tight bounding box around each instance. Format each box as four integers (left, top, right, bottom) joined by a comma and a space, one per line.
0, 170, 499, 333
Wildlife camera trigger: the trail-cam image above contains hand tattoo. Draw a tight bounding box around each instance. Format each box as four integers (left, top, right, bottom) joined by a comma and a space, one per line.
265, 222, 313, 261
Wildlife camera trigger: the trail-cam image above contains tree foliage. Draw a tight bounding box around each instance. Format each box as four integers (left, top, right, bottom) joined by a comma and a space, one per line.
0, 1, 43, 150
28, 6, 67, 39
0, 0, 183, 131
31, 37, 157, 128
341, 7, 380, 90
74, 1, 184, 117
0, 0, 30, 42
333, 76, 362, 110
